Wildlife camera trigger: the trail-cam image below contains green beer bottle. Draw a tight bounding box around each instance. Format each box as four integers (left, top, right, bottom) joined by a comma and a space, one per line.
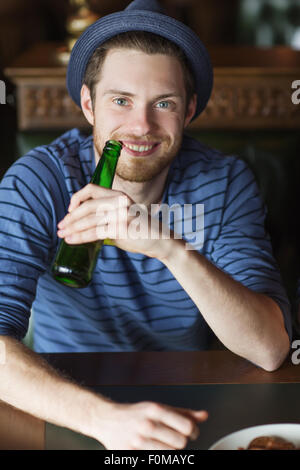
51, 140, 122, 288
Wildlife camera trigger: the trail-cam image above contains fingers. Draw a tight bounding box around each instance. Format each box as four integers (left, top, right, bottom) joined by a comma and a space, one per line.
142, 402, 207, 447
68, 184, 130, 213
62, 194, 129, 227
132, 420, 188, 450
177, 409, 208, 441
59, 200, 99, 229
57, 189, 131, 243
99, 401, 208, 451
68, 184, 113, 212
147, 404, 193, 437
172, 407, 209, 424
135, 418, 188, 450
190, 410, 209, 422
58, 209, 127, 244
64, 227, 99, 244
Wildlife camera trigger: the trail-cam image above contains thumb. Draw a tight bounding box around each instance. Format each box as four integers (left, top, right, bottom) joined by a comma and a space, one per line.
189, 410, 208, 441
174, 406, 209, 422
189, 410, 209, 422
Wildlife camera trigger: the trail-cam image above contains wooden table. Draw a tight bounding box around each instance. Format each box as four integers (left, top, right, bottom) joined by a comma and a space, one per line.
1, 350, 300, 450
4, 43, 300, 131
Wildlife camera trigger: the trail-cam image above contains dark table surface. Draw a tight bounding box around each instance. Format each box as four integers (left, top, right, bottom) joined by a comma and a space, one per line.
91, 383, 300, 450
42, 350, 300, 386
41, 350, 300, 450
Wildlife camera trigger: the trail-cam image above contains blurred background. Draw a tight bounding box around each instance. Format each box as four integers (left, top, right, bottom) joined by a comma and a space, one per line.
0, 0, 300, 334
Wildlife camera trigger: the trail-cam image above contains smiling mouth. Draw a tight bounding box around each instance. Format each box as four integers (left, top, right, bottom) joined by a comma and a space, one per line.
122, 141, 160, 156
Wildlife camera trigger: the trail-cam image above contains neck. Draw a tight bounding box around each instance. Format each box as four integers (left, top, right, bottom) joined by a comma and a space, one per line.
112, 166, 169, 208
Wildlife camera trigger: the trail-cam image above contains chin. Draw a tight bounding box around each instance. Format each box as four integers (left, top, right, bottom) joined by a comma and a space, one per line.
116, 159, 174, 183
116, 169, 159, 183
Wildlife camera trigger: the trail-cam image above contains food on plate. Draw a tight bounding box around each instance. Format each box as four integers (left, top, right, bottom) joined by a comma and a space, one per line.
239, 435, 296, 450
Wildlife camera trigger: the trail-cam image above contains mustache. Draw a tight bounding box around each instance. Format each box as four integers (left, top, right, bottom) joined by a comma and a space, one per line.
111, 134, 170, 144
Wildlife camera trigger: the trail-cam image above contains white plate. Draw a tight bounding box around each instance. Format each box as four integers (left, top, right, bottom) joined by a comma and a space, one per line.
209, 424, 300, 450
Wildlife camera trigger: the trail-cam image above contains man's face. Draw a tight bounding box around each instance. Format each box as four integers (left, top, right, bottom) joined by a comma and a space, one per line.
82, 48, 196, 182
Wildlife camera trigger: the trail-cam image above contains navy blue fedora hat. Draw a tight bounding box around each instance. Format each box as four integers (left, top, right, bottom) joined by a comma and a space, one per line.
67, 0, 213, 119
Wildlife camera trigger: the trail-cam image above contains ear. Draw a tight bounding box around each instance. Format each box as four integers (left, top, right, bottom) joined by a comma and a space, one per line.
80, 84, 94, 126
184, 94, 197, 128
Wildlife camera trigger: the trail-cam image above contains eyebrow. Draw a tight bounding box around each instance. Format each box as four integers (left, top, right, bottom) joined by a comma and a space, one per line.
103, 89, 183, 100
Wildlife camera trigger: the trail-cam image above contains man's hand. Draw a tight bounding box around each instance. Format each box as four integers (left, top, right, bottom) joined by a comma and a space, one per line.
57, 184, 171, 260
0, 337, 208, 451
94, 400, 208, 450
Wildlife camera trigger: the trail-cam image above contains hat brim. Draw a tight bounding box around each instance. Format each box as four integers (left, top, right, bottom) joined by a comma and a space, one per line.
67, 10, 213, 120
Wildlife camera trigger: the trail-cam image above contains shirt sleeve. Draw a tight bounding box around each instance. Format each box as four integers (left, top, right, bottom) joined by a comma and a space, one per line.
0, 151, 68, 340
211, 157, 293, 342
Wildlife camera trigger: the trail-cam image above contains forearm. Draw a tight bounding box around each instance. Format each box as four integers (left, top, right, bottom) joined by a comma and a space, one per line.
160, 238, 290, 371
0, 335, 112, 442
0, 335, 209, 450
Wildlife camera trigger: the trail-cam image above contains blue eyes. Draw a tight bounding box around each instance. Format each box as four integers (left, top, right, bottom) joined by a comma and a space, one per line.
114, 98, 128, 106
156, 101, 169, 109
113, 98, 171, 109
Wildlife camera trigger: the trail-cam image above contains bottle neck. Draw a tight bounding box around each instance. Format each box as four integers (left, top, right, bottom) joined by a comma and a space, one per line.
90, 141, 122, 188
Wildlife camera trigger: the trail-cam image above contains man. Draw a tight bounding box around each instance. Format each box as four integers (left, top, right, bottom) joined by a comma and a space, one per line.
0, 0, 292, 450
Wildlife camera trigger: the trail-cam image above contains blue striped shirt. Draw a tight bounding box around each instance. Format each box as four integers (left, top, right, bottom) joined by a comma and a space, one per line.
0, 128, 292, 352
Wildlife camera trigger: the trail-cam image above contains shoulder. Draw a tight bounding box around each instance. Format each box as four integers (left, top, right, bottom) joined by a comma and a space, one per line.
14, 128, 90, 173
170, 134, 254, 192
2, 128, 92, 195
0, 129, 93, 225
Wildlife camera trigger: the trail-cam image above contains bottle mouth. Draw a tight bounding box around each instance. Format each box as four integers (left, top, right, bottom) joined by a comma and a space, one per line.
105, 140, 123, 152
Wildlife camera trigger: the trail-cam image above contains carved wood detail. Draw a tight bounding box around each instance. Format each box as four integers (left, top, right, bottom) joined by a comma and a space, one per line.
15, 78, 300, 130
17, 81, 88, 130
191, 74, 300, 129
5, 43, 300, 130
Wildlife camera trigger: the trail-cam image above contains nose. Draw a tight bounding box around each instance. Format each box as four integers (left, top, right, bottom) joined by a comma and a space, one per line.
128, 105, 156, 136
